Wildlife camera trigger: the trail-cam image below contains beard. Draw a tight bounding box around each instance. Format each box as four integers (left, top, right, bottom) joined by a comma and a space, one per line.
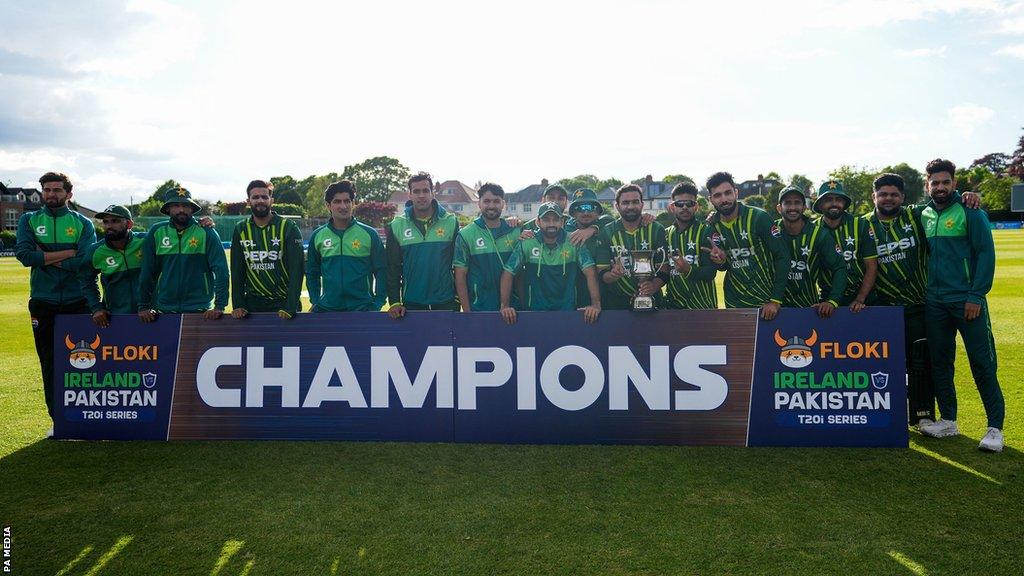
714, 201, 735, 215
251, 204, 271, 218
877, 204, 900, 217
482, 208, 501, 220
542, 226, 560, 238
104, 228, 128, 242
171, 212, 192, 227
825, 207, 844, 220
621, 209, 641, 223
44, 198, 64, 208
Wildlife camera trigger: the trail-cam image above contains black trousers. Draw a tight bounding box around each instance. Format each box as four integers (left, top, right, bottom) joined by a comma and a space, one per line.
29, 298, 89, 419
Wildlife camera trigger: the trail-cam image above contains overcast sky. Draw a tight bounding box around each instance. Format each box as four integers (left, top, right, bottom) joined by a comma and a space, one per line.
1, 0, 1022, 209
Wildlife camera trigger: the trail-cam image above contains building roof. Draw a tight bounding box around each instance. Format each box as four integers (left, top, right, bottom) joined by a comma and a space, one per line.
506, 179, 550, 204
387, 179, 478, 206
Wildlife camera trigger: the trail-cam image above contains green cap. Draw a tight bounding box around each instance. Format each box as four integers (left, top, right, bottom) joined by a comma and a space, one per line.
160, 186, 203, 215
537, 201, 564, 219
568, 188, 603, 214
544, 184, 568, 198
777, 186, 807, 205
812, 179, 851, 214
96, 204, 133, 220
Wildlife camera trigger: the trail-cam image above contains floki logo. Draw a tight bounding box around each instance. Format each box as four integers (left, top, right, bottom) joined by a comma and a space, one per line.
774, 329, 818, 368
66, 334, 101, 370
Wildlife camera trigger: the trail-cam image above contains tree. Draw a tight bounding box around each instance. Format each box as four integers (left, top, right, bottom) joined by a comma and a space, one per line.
971, 153, 1011, 174
556, 174, 601, 193
339, 156, 411, 203
789, 174, 813, 194
661, 174, 694, 185
954, 166, 990, 193
826, 165, 875, 214
978, 176, 1012, 212
765, 171, 783, 182
880, 163, 925, 205
1008, 128, 1024, 179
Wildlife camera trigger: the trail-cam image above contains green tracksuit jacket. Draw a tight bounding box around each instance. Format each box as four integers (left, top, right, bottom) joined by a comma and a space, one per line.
78, 231, 145, 313
453, 217, 521, 311
138, 219, 229, 312
386, 200, 458, 306
307, 218, 386, 312
921, 196, 996, 305
15, 205, 97, 305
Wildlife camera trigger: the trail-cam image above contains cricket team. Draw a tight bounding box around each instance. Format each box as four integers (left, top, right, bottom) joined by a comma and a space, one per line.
16, 160, 1006, 451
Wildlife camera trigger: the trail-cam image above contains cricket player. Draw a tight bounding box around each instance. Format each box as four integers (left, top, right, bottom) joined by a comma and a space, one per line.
917, 159, 1004, 452
230, 179, 304, 319
704, 172, 789, 320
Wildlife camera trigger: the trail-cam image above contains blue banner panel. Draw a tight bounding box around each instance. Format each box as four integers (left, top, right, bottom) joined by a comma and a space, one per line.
169, 312, 456, 441
747, 307, 908, 447
451, 310, 756, 445
53, 314, 180, 440
51, 308, 908, 447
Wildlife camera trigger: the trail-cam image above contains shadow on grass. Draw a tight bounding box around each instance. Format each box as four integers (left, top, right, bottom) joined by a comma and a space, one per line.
0, 438, 1021, 575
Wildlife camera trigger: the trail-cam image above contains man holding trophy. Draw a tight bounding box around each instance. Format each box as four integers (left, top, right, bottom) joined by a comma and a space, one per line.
598, 184, 669, 311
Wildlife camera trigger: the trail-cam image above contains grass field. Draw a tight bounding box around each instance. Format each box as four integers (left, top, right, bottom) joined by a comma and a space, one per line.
1, 232, 1022, 575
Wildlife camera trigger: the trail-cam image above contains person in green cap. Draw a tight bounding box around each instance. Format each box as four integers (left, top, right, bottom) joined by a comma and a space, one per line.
704, 171, 789, 319
663, 181, 718, 310
775, 186, 846, 317
812, 179, 878, 312
567, 187, 612, 307
386, 172, 460, 317
597, 184, 670, 310
499, 201, 601, 323
522, 184, 643, 246
306, 180, 387, 312
78, 205, 145, 327
137, 185, 229, 320
917, 159, 1004, 452
454, 182, 521, 311
16, 171, 96, 427
230, 179, 304, 319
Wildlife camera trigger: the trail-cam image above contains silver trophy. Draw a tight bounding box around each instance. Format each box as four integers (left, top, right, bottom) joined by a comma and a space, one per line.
619, 247, 667, 311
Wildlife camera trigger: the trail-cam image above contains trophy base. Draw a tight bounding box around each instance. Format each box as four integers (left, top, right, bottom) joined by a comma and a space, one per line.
631, 296, 655, 311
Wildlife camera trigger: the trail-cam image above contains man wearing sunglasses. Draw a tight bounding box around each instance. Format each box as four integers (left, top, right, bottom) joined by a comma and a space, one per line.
663, 182, 718, 309
567, 188, 611, 307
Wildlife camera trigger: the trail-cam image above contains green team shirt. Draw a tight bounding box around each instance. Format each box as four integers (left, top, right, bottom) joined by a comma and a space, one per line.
230, 214, 305, 314
78, 232, 146, 314
503, 232, 595, 311
775, 217, 847, 308
597, 219, 668, 310
664, 220, 718, 309
307, 218, 387, 312
453, 217, 521, 311
708, 204, 789, 308
865, 207, 928, 306
816, 212, 879, 305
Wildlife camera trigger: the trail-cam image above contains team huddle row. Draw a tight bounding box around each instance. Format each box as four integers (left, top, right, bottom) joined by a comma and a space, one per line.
17, 161, 1005, 451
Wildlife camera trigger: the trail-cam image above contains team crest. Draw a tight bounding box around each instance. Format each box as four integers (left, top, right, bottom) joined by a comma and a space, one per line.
65, 334, 101, 370
774, 329, 818, 369
770, 224, 781, 238
870, 372, 889, 389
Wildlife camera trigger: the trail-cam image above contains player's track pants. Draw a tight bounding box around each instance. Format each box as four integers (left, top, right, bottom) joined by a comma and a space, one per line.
925, 299, 1004, 429
29, 298, 89, 419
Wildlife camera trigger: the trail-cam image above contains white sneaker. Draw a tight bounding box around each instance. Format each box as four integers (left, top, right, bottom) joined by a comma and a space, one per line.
919, 419, 959, 438
915, 418, 934, 431
979, 428, 1004, 453
45, 427, 54, 438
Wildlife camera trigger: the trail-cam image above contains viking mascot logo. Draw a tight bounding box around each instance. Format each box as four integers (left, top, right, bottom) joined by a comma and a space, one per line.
774, 329, 818, 368
65, 334, 101, 370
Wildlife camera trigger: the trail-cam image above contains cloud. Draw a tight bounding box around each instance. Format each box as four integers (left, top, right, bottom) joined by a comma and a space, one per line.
947, 103, 996, 137
896, 46, 948, 57
0, 149, 76, 171
994, 43, 1024, 58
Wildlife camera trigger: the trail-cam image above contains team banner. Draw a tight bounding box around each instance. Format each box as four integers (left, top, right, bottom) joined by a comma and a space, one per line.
53, 308, 908, 447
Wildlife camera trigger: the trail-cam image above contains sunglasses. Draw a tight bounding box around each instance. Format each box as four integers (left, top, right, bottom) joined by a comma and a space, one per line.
574, 204, 597, 213
673, 200, 697, 208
